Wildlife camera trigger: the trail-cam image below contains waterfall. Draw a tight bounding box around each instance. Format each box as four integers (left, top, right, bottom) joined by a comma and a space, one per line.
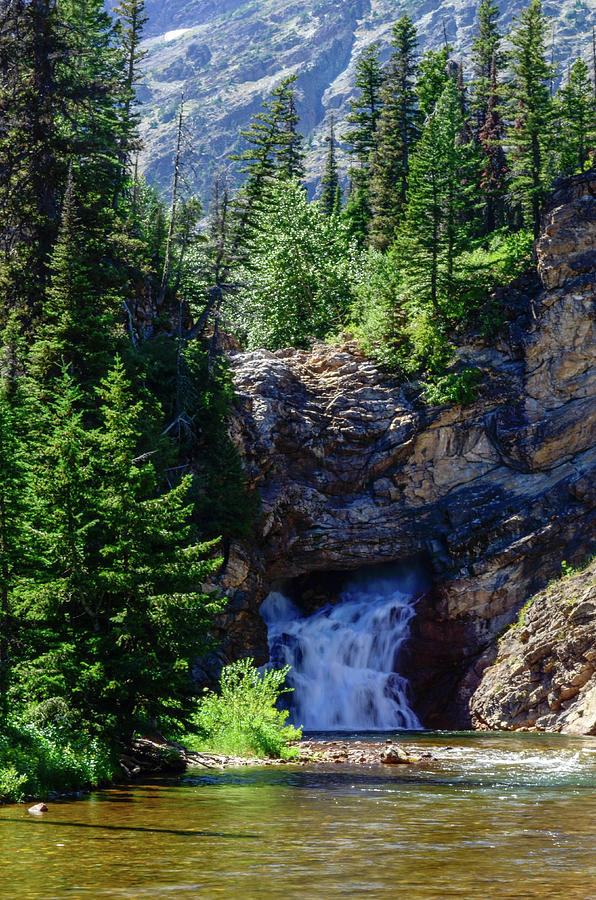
260, 569, 422, 731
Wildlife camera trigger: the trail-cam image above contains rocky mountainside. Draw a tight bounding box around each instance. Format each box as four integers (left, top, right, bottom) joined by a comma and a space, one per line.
134, 0, 594, 200
470, 558, 596, 734
203, 171, 596, 732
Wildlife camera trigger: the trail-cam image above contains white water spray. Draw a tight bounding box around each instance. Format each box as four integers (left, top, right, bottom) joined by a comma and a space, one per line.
261, 570, 422, 731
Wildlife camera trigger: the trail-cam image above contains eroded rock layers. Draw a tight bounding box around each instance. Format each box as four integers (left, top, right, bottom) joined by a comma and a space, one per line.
470, 559, 596, 734
211, 172, 596, 732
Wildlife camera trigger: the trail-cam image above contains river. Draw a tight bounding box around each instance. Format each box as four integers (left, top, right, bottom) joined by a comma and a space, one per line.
1, 731, 595, 899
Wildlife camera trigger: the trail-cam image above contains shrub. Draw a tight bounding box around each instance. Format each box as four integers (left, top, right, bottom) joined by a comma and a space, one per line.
185, 658, 302, 759
424, 367, 481, 406
0, 721, 115, 803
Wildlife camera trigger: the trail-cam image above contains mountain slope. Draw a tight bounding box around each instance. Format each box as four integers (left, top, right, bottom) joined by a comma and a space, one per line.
136, 0, 595, 201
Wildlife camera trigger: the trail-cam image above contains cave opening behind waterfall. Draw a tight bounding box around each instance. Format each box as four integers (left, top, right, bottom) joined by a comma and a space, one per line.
260, 561, 431, 732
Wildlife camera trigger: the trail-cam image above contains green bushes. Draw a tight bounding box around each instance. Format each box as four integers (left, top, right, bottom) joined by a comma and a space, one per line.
185, 658, 302, 759
0, 721, 115, 803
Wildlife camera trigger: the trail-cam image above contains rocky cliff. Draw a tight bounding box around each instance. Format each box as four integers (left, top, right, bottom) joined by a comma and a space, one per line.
134, 0, 593, 200
470, 558, 596, 734
207, 171, 596, 732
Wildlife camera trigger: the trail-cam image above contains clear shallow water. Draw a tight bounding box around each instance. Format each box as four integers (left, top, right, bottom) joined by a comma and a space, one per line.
1, 733, 596, 900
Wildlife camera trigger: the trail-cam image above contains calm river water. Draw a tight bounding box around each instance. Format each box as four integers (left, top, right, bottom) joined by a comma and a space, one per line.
1, 732, 596, 900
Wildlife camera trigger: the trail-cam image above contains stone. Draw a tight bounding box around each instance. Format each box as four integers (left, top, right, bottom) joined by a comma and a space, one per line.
470, 559, 596, 734
380, 746, 413, 765
28, 803, 48, 814
204, 173, 596, 732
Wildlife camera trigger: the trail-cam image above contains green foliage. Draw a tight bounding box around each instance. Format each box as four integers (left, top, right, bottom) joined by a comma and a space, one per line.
186, 658, 302, 759
369, 15, 419, 250
12, 361, 224, 740
507, 0, 555, 236
344, 42, 385, 165
415, 46, 451, 118
424, 368, 481, 406
395, 78, 482, 315
561, 554, 596, 578
449, 228, 535, 329
554, 58, 596, 175
233, 178, 356, 350
0, 720, 115, 803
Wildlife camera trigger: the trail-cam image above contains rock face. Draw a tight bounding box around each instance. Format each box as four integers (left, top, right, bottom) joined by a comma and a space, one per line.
470, 560, 596, 735
210, 172, 596, 732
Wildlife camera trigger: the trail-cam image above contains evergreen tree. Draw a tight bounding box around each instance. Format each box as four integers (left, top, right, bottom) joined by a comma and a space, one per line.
478, 58, 508, 232
369, 15, 419, 250
29, 169, 119, 391
113, 0, 147, 172
21, 362, 222, 737
507, 0, 555, 237
0, 319, 32, 721
554, 57, 596, 174
396, 79, 481, 315
230, 75, 304, 249
232, 75, 303, 199
416, 46, 452, 119
276, 89, 305, 181
320, 115, 341, 216
470, 0, 502, 132
343, 43, 384, 243
0, 0, 66, 321
344, 43, 385, 163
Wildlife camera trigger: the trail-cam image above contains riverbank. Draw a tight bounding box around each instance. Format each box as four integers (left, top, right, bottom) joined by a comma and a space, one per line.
124, 736, 430, 774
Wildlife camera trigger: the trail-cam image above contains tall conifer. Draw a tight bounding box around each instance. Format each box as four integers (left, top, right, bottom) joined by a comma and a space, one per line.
507, 0, 554, 236
478, 58, 508, 232
470, 0, 502, 132
396, 79, 481, 314
343, 43, 384, 242
320, 115, 341, 216
369, 15, 419, 250
554, 57, 596, 174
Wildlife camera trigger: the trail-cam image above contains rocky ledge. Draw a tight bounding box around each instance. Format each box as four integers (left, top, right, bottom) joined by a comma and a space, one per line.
470, 559, 596, 734
122, 738, 426, 773
207, 172, 596, 732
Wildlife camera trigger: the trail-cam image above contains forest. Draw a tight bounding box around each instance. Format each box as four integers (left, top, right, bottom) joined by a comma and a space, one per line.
0, 0, 594, 802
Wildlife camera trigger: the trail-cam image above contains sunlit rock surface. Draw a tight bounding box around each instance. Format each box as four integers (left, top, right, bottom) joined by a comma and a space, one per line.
210, 172, 596, 731
470, 559, 596, 735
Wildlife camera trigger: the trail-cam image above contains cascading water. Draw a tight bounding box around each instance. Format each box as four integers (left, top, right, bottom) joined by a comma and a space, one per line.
260, 569, 422, 731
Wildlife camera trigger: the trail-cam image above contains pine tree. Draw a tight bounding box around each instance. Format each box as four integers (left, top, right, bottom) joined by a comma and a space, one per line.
0, 319, 32, 721
320, 115, 341, 216
507, 0, 555, 237
369, 15, 419, 250
554, 57, 596, 174
29, 169, 119, 391
113, 0, 147, 148
232, 75, 304, 199
343, 43, 384, 242
470, 0, 502, 132
276, 89, 305, 181
0, 0, 67, 322
21, 362, 222, 737
396, 79, 481, 315
478, 58, 508, 233
416, 46, 452, 119
344, 43, 385, 163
